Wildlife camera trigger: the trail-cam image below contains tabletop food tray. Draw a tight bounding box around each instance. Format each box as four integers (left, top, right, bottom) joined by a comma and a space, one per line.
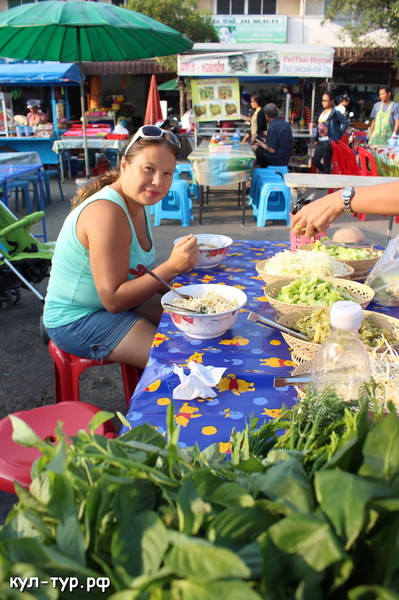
262, 277, 375, 316
299, 243, 382, 280
276, 309, 399, 363
255, 258, 354, 285
208, 144, 233, 154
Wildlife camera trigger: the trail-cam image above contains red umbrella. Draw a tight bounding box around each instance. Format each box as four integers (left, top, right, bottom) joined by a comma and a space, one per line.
144, 75, 164, 125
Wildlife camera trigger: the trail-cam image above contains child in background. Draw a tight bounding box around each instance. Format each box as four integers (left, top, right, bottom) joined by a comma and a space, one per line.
332, 226, 365, 244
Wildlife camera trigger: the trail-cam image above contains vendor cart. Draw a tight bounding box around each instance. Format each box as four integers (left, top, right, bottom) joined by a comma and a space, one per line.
0, 62, 82, 164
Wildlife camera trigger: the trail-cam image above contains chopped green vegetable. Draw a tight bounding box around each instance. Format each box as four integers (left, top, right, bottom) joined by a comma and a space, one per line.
276, 276, 355, 306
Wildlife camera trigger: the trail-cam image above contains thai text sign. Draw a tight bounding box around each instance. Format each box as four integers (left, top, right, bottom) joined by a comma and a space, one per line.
212, 15, 287, 44
178, 47, 334, 78
191, 78, 240, 122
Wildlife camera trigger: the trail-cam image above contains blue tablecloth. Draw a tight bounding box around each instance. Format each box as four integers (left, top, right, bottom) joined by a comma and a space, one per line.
122, 240, 399, 449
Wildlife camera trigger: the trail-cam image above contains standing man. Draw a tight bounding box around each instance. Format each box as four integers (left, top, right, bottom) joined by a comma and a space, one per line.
252, 103, 293, 167
368, 86, 399, 145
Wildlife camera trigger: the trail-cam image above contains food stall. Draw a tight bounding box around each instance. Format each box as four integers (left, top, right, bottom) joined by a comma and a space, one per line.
177, 43, 335, 166
0, 62, 82, 164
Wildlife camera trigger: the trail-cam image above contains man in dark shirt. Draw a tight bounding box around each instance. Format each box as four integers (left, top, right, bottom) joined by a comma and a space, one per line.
253, 103, 293, 167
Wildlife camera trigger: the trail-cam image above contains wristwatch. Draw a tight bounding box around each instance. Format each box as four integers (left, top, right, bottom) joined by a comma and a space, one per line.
342, 187, 355, 214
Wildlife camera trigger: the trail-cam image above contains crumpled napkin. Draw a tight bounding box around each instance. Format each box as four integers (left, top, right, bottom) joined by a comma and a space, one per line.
173, 360, 226, 400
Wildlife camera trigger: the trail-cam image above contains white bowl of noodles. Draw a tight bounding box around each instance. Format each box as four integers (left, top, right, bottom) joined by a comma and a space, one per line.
161, 283, 247, 339
174, 234, 233, 269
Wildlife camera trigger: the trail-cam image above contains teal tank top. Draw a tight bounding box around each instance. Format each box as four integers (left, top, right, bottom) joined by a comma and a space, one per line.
43, 186, 155, 328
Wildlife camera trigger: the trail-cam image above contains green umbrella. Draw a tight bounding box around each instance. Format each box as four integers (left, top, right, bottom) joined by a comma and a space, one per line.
158, 79, 179, 91
0, 0, 193, 175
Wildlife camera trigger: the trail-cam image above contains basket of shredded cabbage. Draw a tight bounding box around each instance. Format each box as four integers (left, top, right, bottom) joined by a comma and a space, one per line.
256, 250, 354, 284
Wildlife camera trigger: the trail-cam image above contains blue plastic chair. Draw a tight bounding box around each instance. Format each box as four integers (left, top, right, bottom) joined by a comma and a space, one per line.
253, 181, 291, 227
10, 180, 34, 214
174, 162, 200, 200
42, 169, 64, 204
153, 180, 192, 227
248, 166, 289, 208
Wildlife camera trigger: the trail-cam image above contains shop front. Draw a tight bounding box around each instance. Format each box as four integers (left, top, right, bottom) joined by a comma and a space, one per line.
177, 43, 335, 166
0, 62, 82, 164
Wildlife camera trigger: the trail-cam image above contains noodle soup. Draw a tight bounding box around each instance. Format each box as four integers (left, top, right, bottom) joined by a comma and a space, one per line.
161, 283, 247, 339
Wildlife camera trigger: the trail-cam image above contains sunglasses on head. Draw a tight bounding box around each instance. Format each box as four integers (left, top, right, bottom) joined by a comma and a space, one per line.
124, 125, 180, 155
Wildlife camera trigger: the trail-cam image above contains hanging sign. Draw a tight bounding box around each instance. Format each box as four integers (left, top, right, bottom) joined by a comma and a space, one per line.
212, 15, 287, 44
191, 77, 240, 122
178, 46, 334, 78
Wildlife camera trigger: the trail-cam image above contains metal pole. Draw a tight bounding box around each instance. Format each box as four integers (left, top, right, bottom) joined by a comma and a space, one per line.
77, 29, 90, 180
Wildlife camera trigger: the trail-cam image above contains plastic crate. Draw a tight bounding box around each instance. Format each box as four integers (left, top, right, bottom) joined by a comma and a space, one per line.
208, 144, 232, 154
106, 133, 128, 140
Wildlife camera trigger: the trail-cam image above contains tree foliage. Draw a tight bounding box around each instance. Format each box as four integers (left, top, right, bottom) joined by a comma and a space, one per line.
126, 0, 219, 43
323, 0, 399, 51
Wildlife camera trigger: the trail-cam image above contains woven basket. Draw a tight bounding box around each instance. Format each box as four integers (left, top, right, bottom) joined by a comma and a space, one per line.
299, 243, 382, 279
276, 309, 399, 362
255, 258, 354, 285
291, 359, 399, 413
262, 277, 375, 316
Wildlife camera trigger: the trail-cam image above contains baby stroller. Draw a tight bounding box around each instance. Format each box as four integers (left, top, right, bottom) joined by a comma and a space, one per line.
0, 201, 54, 310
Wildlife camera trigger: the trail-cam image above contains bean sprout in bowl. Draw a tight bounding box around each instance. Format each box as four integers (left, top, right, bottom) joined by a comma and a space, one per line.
161, 283, 247, 339
174, 234, 233, 269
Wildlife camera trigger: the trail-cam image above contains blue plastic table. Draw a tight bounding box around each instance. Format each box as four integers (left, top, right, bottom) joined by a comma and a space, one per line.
122, 240, 399, 449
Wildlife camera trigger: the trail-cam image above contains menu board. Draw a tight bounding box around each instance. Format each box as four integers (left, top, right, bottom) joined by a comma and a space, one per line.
191, 78, 240, 122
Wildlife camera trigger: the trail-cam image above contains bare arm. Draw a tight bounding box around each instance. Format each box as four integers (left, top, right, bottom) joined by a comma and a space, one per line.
253, 138, 276, 154
290, 181, 399, 234
394, 118, 399, 135
77, 200, 199, 313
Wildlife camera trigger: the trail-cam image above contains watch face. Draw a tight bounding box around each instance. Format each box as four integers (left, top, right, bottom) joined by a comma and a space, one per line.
342, 187, 354, 198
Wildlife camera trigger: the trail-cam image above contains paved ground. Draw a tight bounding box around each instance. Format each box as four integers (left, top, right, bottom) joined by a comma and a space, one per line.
1, 171, 397, 521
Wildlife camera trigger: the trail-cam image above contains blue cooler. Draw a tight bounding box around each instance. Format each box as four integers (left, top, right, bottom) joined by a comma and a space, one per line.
24, 126, 34, 137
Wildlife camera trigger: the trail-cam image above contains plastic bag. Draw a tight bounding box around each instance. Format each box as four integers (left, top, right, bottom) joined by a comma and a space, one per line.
365, 233, 399, 306
181, 110, 194, 132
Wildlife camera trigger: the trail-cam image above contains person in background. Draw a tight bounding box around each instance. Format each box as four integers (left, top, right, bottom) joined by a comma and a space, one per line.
312, 91, 349, 174
43, 126, 199, 369
335, 94, 351, 117
290, 180, 399, 238
26, 99, 48, 127
252, 103, 293, 167
368, 86, 399, 145
242, 93, 267, 144
291, 93, 311, 126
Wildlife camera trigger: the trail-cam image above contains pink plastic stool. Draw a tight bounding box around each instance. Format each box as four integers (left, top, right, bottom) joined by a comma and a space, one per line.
48, 340, 142, 408
0, 401, 116, 494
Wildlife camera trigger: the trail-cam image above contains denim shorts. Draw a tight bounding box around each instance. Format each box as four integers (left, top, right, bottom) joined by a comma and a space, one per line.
45, 309, 140, 360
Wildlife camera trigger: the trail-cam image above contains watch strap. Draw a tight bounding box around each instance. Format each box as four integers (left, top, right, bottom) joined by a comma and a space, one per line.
343, 187, 355, 213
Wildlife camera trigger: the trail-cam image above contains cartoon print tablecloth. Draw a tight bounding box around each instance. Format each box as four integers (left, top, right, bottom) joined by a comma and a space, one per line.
121, 240, 399, 449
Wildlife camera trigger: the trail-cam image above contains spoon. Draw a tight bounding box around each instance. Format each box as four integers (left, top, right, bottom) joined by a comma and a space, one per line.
247, 311, 309, 341
163, 303, 200, 314
136, 264, 194, 301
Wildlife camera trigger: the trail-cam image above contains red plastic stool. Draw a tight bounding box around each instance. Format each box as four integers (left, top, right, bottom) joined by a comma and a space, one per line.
0, 401, 116, 494
48, 340, 142, 408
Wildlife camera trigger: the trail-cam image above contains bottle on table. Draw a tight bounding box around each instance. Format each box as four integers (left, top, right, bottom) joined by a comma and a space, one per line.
310, 301, 371, 401
232, 128, 241, 146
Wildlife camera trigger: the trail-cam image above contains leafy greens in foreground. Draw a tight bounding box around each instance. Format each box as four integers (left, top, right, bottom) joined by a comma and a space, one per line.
1, 386, 399, 599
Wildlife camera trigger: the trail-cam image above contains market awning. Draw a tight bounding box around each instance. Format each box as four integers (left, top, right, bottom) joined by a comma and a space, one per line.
178, 43, 335, 79
0, 61, 82, 85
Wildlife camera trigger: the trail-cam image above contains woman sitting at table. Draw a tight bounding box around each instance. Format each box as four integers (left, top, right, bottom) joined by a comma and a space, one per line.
312, 91, 349, 174
43, 126, 199, 369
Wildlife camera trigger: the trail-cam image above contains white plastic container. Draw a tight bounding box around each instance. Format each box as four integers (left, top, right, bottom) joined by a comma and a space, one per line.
310, 301, 371, 401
